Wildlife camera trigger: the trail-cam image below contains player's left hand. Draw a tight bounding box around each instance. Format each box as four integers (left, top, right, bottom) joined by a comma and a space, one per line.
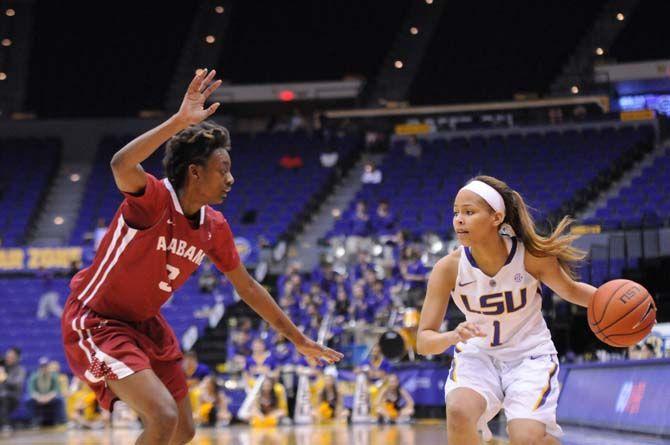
295, 337, 344, 367
175, 68, 223, 125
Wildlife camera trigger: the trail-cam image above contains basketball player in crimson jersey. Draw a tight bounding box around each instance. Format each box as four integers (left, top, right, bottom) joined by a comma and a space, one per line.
62, 68, 343, 444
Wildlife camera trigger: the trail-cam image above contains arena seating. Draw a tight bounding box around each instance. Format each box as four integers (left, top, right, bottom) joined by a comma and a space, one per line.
330, 125, 654, 238
0, 138, 60, 246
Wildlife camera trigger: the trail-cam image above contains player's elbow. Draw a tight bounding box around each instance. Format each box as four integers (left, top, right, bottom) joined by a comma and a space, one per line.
416, 332, 428, 355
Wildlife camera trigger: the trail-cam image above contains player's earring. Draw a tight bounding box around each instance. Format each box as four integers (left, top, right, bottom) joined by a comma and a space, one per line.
499, 223, 516, 237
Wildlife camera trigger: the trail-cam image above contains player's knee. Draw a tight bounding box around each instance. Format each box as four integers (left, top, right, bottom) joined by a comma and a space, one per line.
445, 401, 476, 432
173, 421, 196, 444
145, 400, 179, 433
509, 431, 545, 445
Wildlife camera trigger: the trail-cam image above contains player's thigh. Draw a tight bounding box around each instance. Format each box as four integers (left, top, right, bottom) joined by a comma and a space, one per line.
106, 368, 178, 422
445, 387, 487, 424
508, 418, 559, 445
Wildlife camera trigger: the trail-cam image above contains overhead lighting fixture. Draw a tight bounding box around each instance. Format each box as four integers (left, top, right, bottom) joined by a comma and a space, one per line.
410, 27, 419, 35
571, 85, 579, 94
54, 216, 64, 225
425, 0, 434, 4
205, 35, 215, 44
616, 13, 624, 21
70, 173, 81, 182
5, 9, 15, 17
0, 72, 7, 81
1, 38, 11, 47
595, 47, 604, 56
394, 60, 404, 69
215, 6, 224, 14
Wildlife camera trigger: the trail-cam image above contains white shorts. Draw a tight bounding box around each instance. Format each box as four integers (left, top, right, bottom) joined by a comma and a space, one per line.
444, 345, 563, 439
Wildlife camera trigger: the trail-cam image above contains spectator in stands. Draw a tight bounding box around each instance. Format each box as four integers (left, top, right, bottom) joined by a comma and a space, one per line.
193, 375, 230, 427
360, 343, 391, 383
628, 338, 659, 360
197, 258, 218, 293
315, 369, 348, 423
403, 135, 423, 159
93, 218, 107, 252
183, 350, 211, 387
399, 246, 430, 307
246, 339, 277, 380
376, 374, 414, 423
66, 377, 107, 430
36, 267, 63, 319
346, 201, 372, 255
0, 347, 26, 435
372, 200, 398, 241
289, 109, 307, 133
361, 162, 382, 184
27, 357, 65, 427
48, 361, 70, 423
248, 377, 289, 427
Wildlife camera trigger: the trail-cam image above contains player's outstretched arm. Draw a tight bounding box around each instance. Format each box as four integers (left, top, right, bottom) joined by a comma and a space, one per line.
525, 253, 596, 308
110, 68, 222, 194
417, 252, 484, 355
225, 263, 344, 367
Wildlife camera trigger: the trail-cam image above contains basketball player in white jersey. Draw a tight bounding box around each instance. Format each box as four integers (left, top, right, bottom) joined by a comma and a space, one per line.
417, 176, 597, 444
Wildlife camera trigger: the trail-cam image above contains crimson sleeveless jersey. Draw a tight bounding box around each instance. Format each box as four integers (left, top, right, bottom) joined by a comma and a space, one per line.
69, 173, 240, 321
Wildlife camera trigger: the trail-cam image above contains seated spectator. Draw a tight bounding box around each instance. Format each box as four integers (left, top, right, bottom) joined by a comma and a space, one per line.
245, 339, 278, 382
183, 350, 211, 387
27, 357, 65, 427
314, 370, 348, 423
400, 246, 429, 307
376, 374, 414, 423
198, 259, 218, 293
248, 377, 289, 427
403, 135, 423, 159
361, 162, 382, 184
372, 200, 397, 240
36, 267, 63, 320
360, 344, 392, 383
66, 377, 106, 430
193, 375, 232, 427
0, 347, 26, 435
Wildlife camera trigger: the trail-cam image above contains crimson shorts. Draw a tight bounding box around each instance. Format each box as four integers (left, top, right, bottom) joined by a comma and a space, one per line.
61, 296, 187, 411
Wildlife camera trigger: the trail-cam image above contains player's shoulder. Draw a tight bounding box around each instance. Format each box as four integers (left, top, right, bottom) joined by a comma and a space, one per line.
523, 248, 559, 277
205, 206, 233, 229
432, 248, 461, 275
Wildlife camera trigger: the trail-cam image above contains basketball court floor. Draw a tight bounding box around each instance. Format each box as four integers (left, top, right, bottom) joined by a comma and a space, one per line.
2, 422, 669, 445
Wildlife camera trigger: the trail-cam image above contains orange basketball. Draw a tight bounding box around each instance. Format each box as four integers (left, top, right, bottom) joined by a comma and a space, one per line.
587, 279, 657, 347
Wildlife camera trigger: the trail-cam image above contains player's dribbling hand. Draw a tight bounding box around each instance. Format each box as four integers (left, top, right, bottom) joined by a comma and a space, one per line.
175, 68, 223, 126
453, 321, 486, 342
295, 337, 344, 368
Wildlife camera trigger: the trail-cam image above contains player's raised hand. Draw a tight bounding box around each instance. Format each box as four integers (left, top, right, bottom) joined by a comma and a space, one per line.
454, 321, 486, 342
176, 68, 223, 125
295, 337, 344, 367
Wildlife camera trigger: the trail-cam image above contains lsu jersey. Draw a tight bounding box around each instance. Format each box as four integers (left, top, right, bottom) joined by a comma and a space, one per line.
451, 237, 557, 361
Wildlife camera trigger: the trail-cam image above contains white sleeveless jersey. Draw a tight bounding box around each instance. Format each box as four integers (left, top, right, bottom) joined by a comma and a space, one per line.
451, 237, 557, 361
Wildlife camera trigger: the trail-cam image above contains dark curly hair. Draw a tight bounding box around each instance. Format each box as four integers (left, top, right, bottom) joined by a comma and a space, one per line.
163, 120, 231, 190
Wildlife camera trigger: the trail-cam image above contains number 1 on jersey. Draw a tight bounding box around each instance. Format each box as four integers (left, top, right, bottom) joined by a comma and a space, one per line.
491, 320, 502, 347
159, 264, 180, 292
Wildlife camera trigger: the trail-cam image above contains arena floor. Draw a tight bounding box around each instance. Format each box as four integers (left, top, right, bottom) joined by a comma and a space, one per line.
1, 422, 669, 445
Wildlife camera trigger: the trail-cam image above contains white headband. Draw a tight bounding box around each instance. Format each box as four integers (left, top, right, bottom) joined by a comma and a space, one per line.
461, 180, 506, 216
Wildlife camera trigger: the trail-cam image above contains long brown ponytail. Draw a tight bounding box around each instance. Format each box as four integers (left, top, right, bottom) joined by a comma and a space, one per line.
469, 175, 586, 279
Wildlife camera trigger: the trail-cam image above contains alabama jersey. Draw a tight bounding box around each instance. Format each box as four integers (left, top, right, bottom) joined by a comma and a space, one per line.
451, 236, 557, 361
69, 173, 240, 322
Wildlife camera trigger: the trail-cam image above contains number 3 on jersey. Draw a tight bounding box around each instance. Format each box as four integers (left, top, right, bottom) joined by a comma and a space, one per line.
491, 320, 502, 347
159, 264, 180, 292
